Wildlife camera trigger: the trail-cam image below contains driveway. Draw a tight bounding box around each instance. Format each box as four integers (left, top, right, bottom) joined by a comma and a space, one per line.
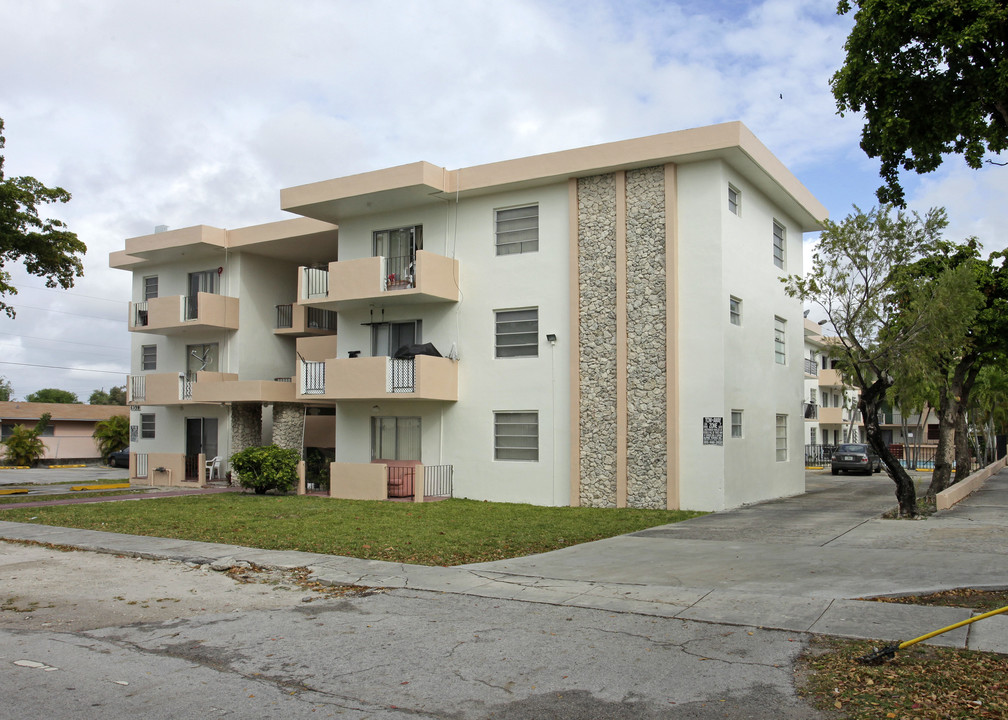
0, 465, 129, 486
466, 471, 1008, 600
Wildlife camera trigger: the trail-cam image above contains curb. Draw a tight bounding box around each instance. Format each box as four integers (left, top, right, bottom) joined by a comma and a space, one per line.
69, 483, 132, 491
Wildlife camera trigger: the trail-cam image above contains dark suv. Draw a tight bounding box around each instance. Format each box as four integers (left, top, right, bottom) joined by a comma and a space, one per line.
831, 443, 882, 475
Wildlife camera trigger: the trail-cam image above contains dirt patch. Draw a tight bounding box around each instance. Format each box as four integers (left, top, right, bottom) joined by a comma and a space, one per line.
865, 587, 1008, 612
0, 540, 376, 632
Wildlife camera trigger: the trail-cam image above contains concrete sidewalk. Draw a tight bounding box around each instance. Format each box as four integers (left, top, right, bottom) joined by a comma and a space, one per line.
2, 470, 1006, 653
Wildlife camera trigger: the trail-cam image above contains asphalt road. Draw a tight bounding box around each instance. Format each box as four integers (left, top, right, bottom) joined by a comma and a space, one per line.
1, 542, 826, 719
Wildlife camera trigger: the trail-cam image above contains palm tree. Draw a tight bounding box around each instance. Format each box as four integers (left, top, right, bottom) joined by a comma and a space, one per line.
2, 413, 50, 467
93, 415, 129, 463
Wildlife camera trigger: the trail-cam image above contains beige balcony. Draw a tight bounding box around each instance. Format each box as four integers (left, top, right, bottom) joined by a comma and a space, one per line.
298, 354, 458, 401
818, 406, 844, 425
818, 368, 843, 387
129, 292, 239, 335
298, 250, 459, 311
127, 372, 237, 406
273, 303, 337, 337
192, 377, 296, 404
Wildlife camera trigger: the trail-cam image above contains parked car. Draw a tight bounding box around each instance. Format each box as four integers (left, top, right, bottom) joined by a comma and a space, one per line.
831, 443, 881, 475
108, 447, 130, 468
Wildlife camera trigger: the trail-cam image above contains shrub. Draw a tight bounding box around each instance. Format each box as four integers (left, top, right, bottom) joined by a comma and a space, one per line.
229, 445, 300, 495
2, 413, 50, 467
93, 414, 129, 462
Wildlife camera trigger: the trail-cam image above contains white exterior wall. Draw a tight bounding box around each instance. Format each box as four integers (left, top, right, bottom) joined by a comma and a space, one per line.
677, 160, 804, 510
331, 183, 571, 506
232, 252, 300, 381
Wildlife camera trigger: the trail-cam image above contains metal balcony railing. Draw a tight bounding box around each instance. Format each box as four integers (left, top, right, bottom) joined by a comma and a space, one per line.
133, 301, 149, 327
804, 357, 818, 376
423, 464, 453, 498
307, 307, 337, 331
179, 372, 195, 400
303, 267, 329, 299
387, 357, 415, 393
276, 304, 293, 329
182, 294, 199, 321
301, 360, 325, 395
128, 375, 146, 403
382, 255, 416, 291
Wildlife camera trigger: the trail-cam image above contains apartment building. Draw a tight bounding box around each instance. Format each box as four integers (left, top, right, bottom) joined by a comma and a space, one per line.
112, 122, 826, 511
802, 319, 862, 451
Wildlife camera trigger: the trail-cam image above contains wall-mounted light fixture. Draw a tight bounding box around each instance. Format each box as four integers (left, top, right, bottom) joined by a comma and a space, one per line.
546, 333, 557, 345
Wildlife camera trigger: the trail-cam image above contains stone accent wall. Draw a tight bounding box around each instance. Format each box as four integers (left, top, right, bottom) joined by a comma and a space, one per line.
625, 166, 667, 509
577, 174, 618, 507
231, 404, 262, 455
272, 402, 305, 452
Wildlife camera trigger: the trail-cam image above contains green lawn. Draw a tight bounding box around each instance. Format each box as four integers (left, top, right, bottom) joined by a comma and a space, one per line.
0, 494, 705, 565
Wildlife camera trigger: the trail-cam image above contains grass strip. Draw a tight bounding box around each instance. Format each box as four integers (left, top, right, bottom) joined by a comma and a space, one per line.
799, 636, 1008, 719
0, 494, 705, 565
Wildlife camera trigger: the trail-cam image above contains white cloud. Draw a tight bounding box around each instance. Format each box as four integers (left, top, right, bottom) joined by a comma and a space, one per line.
0, 0, 998, 398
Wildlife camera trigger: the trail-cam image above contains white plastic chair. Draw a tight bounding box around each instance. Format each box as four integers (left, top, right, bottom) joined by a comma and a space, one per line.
206, 456, 221, 479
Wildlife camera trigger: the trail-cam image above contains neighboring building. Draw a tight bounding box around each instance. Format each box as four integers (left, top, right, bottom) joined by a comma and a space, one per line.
0, 402, 128, 463
802, 319, 863, 449
111, 122, 826, 511
801, 319, 939, 461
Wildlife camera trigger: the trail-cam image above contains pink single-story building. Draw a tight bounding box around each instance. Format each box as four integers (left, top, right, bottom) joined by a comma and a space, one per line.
0, 402, 128, 464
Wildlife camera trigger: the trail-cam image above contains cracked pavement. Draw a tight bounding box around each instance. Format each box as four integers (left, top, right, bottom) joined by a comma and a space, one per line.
1, 543, 826, 719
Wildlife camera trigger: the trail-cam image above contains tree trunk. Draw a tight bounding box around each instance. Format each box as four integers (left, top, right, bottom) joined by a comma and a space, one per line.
954, 408, 972, 482
861, 379, 917, 516
953, 362, 981, 481
928, 386, 956, 497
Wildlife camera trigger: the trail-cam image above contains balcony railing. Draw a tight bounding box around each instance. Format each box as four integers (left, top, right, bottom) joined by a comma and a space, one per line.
179, 372, 195, 400
276, 304, 293, 329
303, 267, 329, 299
423, 464, 453, 498
182, 294, 199, 321
804, 358, 818, 376
388, 357, 415, 393
128, 374, 146, 403
301, 360, 326, 395
133, 301, 149, 327
307, 307, 337, 331
383, 255, 416, 291
803, 402, 818, 419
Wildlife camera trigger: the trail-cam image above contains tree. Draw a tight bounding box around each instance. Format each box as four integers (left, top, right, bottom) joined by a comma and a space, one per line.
229, 445, 299, 495
890, 244, 1008, 495
89, 386, 126, 405
0, 117, 87, 318
25, 388, 79, 404
784, 206, 976, 516
2, 412, 50, 466
92, 414, 129, 462
832, 1, 1008, 206
0, 375, 11, 401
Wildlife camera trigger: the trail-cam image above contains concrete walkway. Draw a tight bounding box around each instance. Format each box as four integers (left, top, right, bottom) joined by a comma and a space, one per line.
2, 470, 1007, 653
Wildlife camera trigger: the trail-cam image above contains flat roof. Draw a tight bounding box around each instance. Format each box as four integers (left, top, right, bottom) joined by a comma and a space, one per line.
281, 122, 827, 231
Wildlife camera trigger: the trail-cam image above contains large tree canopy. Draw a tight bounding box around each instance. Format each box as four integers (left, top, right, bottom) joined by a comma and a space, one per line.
25, 388, 79, 404
832, 0, 1008, 205
784, 206, 980, 516
0, 117, 86, 318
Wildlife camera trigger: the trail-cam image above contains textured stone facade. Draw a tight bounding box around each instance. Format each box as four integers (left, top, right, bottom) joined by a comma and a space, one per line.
231, 404, 262, 455
272, 402, 305, 452
577, 167, 668, 509
625, 166, 667, 509
578, 174, 618, 507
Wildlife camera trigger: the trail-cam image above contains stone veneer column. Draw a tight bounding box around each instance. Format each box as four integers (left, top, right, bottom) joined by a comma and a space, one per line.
231, 404, 262, 455
272, 402, 305, 452
625, 166, 667, 509
577, 174, 618, 507
575, 166, 669, 509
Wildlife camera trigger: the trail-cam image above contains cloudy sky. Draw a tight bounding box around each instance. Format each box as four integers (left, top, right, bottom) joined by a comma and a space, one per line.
1, 0, 1005, 401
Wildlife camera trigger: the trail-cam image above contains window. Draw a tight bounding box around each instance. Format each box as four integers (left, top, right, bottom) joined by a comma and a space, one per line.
186, 343, 219, 374
372, 320, 420, 357
729, 296, 742, 326
494, 411, 539, 461
821, 390, 829, 408
728, 185, 740, 215
730, 410, 743, 438
188, 269, 218, 296
775, 414, 788, 461
772, 221, 786, 269
495, 308, 538, 358
140, 413, 155, 439
495, 204, 539, 255
143, 275, 159, 300
774, 317, 787, 365
141, 345, 157, 371
371, 416, 421, 461
810, 427, 816, 445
